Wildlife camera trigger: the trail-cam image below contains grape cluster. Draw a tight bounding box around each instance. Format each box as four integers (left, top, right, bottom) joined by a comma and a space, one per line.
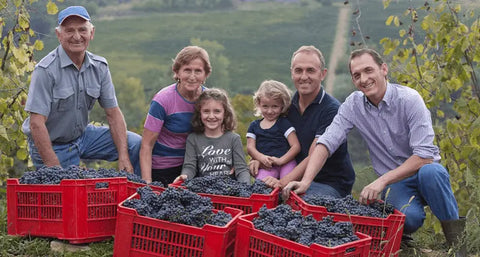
302, 194, 395, 218
253, 204, 359, 247
123, 186, 232, 227
182, 176, 272, 197
18, 165, 164, 187
148, 181, 165, 187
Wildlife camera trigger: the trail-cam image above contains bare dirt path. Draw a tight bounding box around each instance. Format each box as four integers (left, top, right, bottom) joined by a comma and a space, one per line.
325, 5, 349, 94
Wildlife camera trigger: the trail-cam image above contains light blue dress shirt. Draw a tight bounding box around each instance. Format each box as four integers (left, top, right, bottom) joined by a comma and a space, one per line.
318, 82, 440, 176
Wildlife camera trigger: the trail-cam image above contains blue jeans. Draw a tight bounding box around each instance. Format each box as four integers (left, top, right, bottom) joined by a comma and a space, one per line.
383, 163, 459, 234
28, 124, 142, 175
305, 181, 342, 198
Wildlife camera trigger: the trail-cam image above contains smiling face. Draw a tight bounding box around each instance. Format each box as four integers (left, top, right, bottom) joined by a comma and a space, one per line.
258, 96, 283, 122
350, 53, 388, 106
290, 52, 327, 98
200, 99, 225, 136
175, 58, 208, 97
56, 16, 94, 58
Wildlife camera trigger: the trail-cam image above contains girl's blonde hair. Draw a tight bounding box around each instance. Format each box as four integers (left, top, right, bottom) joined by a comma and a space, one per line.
253, 80, 292, 117
192, 88, 237, 133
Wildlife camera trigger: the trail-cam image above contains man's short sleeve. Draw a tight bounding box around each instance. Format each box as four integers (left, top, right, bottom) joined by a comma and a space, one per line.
24, 68, 53, 117
95, 60, 117, 109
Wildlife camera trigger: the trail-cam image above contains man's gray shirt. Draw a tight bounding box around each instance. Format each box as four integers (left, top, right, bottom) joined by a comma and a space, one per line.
318, 82, 440, 176
22, 45, 118, 143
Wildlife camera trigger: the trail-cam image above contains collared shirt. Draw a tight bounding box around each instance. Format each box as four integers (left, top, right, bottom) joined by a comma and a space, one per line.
288, 87, 355, 197
318, 82, 440, 176
22, 45, 118, 143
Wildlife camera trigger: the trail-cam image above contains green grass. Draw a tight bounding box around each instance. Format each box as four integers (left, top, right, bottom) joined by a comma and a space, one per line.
0, 197, 114, 257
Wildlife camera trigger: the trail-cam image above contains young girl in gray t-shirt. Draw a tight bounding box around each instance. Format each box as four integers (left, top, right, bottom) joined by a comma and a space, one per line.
175, 88, 251, 184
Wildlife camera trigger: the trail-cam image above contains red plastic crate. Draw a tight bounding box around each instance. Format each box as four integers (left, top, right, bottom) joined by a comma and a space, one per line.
113, 192, 243, 257
170, 180, 279, 214
7, 177, 128, 244
286, 192, 405, 257
126, 181, 164, 200
235, 211, 371, 257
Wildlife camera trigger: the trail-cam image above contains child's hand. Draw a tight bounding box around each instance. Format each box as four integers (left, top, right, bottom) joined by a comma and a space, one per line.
173, 174, 188, 183
249, 160, 260, 176
270, 157, 282, 166
261, 155, 273, 169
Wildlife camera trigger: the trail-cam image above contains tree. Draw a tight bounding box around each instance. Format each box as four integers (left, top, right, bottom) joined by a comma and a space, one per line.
380, 0, 480, 250
89, 74, 147, 133
0, 0, 61, 183
190, 37, 231, 91
231, 93, 256, 153
113, 74, 147, 131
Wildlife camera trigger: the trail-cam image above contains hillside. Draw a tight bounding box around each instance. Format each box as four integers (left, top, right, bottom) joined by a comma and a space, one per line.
38, 2, 339, 97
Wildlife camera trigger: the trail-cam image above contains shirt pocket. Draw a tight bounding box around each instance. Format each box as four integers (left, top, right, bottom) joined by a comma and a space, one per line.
52, 86, 74, 112
85, 83, 101, 110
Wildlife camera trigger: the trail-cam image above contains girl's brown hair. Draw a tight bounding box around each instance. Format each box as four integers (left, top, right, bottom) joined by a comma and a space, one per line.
191, 88, 237, 133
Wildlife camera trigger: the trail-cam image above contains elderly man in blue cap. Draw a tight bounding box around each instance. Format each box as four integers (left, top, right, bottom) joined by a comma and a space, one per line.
22, 6, 142, 174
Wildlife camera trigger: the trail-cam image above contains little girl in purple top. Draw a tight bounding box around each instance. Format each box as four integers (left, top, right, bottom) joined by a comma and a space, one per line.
246, 80, 300, 180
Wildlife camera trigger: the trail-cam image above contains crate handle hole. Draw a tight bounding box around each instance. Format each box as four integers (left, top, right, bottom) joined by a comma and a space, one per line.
95, 182, 110, 189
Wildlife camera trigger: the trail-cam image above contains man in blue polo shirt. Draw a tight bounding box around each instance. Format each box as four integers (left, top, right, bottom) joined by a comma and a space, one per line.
22, 6, 141, 174
251, 45, 355, 198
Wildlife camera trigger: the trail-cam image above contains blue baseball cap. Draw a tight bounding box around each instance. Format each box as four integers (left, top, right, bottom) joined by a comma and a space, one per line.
58, 6, 90, 25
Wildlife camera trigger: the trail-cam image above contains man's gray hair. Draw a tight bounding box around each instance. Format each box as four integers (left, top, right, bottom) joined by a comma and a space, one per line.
55, 20, 94, 32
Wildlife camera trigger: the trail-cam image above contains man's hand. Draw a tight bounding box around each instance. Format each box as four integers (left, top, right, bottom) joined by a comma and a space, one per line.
173, 174, 188, 183
105, 107, 133, 173
118, 157, 134, 173
282, 180, 310, 201
358, 179, 386, 204
262, 176, 281, 188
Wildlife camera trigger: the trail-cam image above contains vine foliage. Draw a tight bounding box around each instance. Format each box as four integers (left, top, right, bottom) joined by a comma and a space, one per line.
381, 0, 480, 247
0, 0, 59, 184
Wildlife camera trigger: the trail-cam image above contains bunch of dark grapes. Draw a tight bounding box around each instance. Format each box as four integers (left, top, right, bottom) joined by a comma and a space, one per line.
302, 194, 395, 218
18, 165, 163, 187
20, 166, 86, 184
122, 186, 232, 227
252, 204, 358, 247
182, 176, 272, 197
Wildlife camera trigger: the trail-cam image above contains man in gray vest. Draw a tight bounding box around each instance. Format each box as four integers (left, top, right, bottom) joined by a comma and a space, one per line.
22, 6, 141, 174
